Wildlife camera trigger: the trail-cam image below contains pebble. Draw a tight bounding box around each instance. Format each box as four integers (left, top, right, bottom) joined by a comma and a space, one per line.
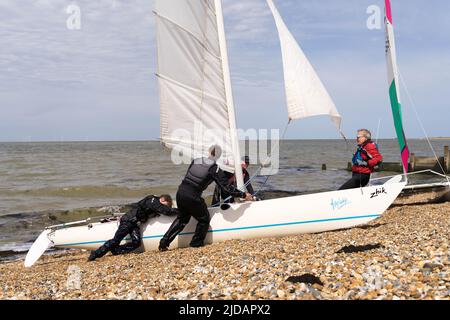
0, 202, 448, 300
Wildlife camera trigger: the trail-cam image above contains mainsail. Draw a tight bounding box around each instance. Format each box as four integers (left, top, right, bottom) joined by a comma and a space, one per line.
154, 0, 245, 189
266, 0, 342, 131
385, 0, 410, 173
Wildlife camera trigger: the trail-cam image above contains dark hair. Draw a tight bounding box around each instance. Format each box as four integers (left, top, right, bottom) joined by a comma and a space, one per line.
160, 194, 173, 208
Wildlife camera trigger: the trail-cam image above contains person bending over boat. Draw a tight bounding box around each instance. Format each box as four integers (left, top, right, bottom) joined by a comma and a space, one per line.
88, 194, 178, 261
339, 129, 383, 190
211, 156, 256, 207
159, 145, 253, 251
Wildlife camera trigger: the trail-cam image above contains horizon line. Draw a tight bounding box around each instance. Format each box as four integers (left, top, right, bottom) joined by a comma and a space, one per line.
1, 137, 449, 143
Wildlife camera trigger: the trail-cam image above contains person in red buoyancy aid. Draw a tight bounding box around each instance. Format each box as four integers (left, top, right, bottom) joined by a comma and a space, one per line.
339, 129, 383, 190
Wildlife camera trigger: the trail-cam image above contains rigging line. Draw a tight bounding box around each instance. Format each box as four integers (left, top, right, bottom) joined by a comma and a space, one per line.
253, 120, 292, 194
338, 128, 352, 158
376, 118, 382, 145
241, 119, 292, 191
370, 169, 450, 182
398, 69, 450, 185
216, 120, 292, 206
253, 121, 351, 196
342, 132, 353, 158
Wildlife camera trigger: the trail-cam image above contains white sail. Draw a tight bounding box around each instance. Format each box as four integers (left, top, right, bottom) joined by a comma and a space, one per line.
267, 0, 342, 130
154, 0, 244, 189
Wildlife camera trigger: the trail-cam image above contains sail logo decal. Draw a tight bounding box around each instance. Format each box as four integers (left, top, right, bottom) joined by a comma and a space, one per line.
385, 36, 390, 54
370, 187, 387, 199
330, 198, 351, 210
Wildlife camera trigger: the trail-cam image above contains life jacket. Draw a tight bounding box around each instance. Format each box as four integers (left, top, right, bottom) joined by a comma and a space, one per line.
352, 145, 371, 165
125, 195, 159, 223
228, 165, 249, 186
182, 157, 217, 192
352, 141, 382, 174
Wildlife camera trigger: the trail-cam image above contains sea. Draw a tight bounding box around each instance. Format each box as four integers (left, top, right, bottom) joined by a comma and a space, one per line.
1, 139, 449, 261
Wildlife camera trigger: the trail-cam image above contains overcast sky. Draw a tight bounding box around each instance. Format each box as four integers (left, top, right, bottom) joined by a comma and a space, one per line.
1, 0, 449, 142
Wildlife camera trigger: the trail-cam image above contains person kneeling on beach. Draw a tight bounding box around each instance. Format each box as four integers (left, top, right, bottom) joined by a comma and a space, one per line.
88, 194, 178, 261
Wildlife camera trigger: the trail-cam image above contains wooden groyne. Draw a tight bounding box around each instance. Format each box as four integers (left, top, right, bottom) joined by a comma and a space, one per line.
346, 146, 450, 174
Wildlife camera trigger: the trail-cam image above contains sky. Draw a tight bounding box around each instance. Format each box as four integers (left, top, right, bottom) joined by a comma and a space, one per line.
0, 0, 449, 142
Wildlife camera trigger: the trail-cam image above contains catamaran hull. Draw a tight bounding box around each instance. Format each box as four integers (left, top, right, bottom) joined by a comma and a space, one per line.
44, 177, 405, 252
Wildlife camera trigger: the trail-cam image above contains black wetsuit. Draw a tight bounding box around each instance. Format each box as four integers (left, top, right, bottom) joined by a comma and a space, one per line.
89, 196, 178, 260
243, 168, 255, 194
159, 157, 245, 249
211, 168, 254, 206
338, 172, 371, 190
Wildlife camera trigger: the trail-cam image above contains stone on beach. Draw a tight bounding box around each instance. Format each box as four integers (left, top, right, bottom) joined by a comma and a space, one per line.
0, 202, 448, 300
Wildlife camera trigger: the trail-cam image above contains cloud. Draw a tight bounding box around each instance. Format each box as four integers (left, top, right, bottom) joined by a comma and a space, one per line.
0, 0, 155, 89
0, 0, 449, 141
223, 0, 274, 42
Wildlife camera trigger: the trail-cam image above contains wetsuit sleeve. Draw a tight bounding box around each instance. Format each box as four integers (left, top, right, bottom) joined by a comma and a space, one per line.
149, 197, 179, 216
365, 143, 383, 168
243, 169, 255, 194
209, 166, 246, 198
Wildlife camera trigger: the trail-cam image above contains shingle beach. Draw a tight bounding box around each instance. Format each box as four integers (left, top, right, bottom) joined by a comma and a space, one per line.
1, 202, 448, 300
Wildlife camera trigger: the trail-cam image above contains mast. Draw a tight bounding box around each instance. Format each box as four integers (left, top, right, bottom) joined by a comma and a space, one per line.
214, 0, 245, 191
385, 0, 410, 175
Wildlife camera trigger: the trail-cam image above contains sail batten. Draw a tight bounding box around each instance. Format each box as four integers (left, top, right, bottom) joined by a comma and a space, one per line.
266, 0, 342, 132
154, 11, 222, 61
385, 0, 409, 173
156, 73, 228, 105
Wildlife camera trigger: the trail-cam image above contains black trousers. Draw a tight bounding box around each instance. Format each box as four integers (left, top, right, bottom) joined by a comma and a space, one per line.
211, 185, 233, 207
339, 173, 371, 190
160, 184, 210, 248
92, 217, 141, 258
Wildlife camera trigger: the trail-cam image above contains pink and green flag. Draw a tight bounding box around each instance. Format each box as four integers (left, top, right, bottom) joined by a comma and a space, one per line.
385, 0, 410, 173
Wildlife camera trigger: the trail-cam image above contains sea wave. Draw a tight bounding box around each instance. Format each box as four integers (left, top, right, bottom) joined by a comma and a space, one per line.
0, 185, 177, 199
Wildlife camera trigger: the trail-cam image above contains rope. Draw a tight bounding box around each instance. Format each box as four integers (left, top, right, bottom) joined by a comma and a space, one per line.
216, 120, 291, 205
339, 130, 353, 158
370, 169, 450, 182
398, 69, 450, 186
252, 120, 292, 196
376, 118, 382, 144
219, 120, 351, 203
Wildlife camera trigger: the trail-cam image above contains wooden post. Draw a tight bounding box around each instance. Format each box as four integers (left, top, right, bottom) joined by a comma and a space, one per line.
410, 153, 416, 172
445, 146, 450, 173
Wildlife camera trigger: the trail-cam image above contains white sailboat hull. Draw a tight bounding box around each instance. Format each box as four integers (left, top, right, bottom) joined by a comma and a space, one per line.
44, 177, 405, 252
